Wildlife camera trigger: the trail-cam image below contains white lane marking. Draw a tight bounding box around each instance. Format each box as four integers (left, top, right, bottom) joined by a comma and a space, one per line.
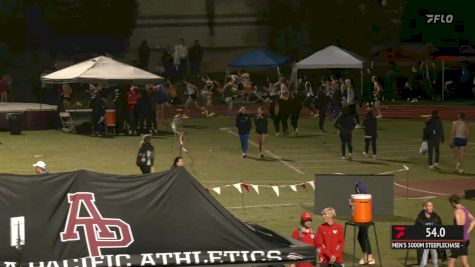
393, 182, 462, 196
378, 165, 410, 175
221, 128, 304, 174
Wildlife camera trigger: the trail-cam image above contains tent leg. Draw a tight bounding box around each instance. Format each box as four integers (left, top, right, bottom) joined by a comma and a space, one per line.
277, 67, 281, 77
360, 68, 363, 105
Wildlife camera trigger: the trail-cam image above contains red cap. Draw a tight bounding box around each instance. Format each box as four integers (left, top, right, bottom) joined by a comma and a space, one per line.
300, 212, 312, 221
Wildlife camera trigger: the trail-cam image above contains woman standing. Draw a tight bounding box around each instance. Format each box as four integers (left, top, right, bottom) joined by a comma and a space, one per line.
137, 134, 155, 174
254, 107, 268, 159
363, 110, 378, 160
451, 113, 469, 173
334, 107, 356, 160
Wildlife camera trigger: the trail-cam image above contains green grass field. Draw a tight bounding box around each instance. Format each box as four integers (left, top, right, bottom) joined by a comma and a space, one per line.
1, 118, 474, 266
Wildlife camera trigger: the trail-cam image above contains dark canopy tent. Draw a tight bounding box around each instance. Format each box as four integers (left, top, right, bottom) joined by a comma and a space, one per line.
0, 168, 314, 266
226, 49, 289, 81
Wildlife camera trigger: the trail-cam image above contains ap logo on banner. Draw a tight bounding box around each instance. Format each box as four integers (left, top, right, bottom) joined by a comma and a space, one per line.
60, 192, 134, 257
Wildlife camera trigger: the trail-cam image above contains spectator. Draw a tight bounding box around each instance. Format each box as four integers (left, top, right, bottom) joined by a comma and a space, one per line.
236, 106, 251, 158
363, 110, 378, 160
33, 161, 49, 175
174, 38, 188, 80
289, 92, 303, 136
138, 40, 151, 70
277, 91, 291, 136
344, 79, 360, 127
127, 86, 139, 135
89, 90, 106, 137
448, 194, 475, 267
350, 181, 376, 265
254, 106, 268, 159
136, 134, 154, 174
189, 40, 203, 77
334, 107, 356, 160
426, 110, 444, 170
302, 80, 317, 116
316, 207, 344, 267
161, 47, 175, 79
0, 74, 8, 102
171, 156, 184, 168
450, 113, 469, 174
371, 75, 383, 118
330, 79, 342, 118
137, 89, 153, 134
316, 84, 330, 133
415, 200, 444, 267
290, 212, 317, 267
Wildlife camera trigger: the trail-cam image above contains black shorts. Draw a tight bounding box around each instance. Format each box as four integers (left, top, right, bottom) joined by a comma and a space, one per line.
449, 240, 469, 258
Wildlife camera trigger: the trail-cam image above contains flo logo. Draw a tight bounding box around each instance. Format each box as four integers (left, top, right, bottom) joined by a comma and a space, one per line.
394, 226, 406, 239
426, 14, 454, 24
60, 192, 134, 257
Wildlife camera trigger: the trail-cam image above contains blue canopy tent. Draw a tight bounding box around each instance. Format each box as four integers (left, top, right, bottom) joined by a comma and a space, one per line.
226, 49, 289, 82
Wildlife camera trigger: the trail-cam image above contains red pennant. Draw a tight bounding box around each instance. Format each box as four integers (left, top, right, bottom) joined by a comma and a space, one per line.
241, 183, 250, 192
205, 188, 210, 193
299, 183, 306, 190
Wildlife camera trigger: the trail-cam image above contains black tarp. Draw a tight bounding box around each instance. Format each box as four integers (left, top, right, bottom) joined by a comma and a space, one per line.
0, 168, 315, 267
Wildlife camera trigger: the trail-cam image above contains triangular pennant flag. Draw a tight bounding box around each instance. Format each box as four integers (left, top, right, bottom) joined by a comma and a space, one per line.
212, 187, 221, 195
290, 185, 297, 192
233, 183, 243, 194
299, 183, 307, 190
272, 186, 280, 197
307, 181, 315, 190
241, 183, 250, 192
251, 184, 260, 195
205, 188, 210, 193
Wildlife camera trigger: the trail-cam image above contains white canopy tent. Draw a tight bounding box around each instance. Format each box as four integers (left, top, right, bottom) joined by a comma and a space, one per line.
295, 45, 366, 92
41, 56, 162, 85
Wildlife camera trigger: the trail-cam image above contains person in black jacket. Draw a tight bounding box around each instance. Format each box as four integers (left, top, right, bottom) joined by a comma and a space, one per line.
236, 106, 252, 158
254, 107, 268, 159
289, 92, 304, 136
426, 110, 445, 169
89, 90, 106, 137
415, 200, 445, 266
137, 134, 155, 174
316, 84, 330, 133
363, 110, 378, 159
334, 106, 356, 160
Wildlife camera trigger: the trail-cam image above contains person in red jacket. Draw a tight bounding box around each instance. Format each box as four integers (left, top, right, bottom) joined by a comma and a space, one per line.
290, 212, 317, 267
316, 207, 344, 267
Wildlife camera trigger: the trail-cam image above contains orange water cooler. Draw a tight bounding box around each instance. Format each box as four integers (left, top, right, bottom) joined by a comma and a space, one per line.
351, 194, 372, 223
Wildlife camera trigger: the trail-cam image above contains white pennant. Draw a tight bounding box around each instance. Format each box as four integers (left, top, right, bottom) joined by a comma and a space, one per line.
272, 186, 280, 197
307, 181, 315, 190
233, 183, 242, 194
290, 185, 297, 192
212, 187, 221, 195
251, 184, 260, 195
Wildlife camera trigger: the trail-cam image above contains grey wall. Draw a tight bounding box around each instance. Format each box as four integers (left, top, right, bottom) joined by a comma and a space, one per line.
314, 174, 394, 216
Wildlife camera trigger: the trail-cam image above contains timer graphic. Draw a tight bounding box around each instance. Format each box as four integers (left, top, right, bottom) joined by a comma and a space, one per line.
391, 225, 464, 249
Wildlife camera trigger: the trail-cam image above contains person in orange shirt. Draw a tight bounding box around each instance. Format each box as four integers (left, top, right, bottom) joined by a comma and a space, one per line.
316, 207, 344, 267
290, 212, 317, 267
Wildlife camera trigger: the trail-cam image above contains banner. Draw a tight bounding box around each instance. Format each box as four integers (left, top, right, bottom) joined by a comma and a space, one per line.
0, 169, 315, 266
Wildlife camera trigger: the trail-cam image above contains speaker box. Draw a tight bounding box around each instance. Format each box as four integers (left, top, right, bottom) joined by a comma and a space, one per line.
465, 189, 475, 199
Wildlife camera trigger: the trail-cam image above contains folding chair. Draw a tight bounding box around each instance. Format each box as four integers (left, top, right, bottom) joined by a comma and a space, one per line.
59, 112, 76, 133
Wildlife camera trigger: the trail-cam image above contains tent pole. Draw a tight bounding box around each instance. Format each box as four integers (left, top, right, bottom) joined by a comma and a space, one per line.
441, 60, 445, 101
277, 67, 281, 77
360, 68, 363, 104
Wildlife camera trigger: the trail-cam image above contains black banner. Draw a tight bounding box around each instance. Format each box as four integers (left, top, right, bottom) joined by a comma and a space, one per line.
0, 169, 315, 266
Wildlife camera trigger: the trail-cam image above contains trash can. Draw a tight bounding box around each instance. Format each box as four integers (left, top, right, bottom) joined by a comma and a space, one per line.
6, 113, 23, 135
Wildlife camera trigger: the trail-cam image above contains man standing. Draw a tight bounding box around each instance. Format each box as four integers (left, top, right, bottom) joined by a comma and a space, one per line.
316, 207, 344, 267
138, 40, 151, 70
426, 110, 444, 169
448, 194, 475, 267
415, 200, 443, 267
174, 38, 188, 80
33, 161, 48, 175
236, 106, 251, 158
290, 212, 317, 267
